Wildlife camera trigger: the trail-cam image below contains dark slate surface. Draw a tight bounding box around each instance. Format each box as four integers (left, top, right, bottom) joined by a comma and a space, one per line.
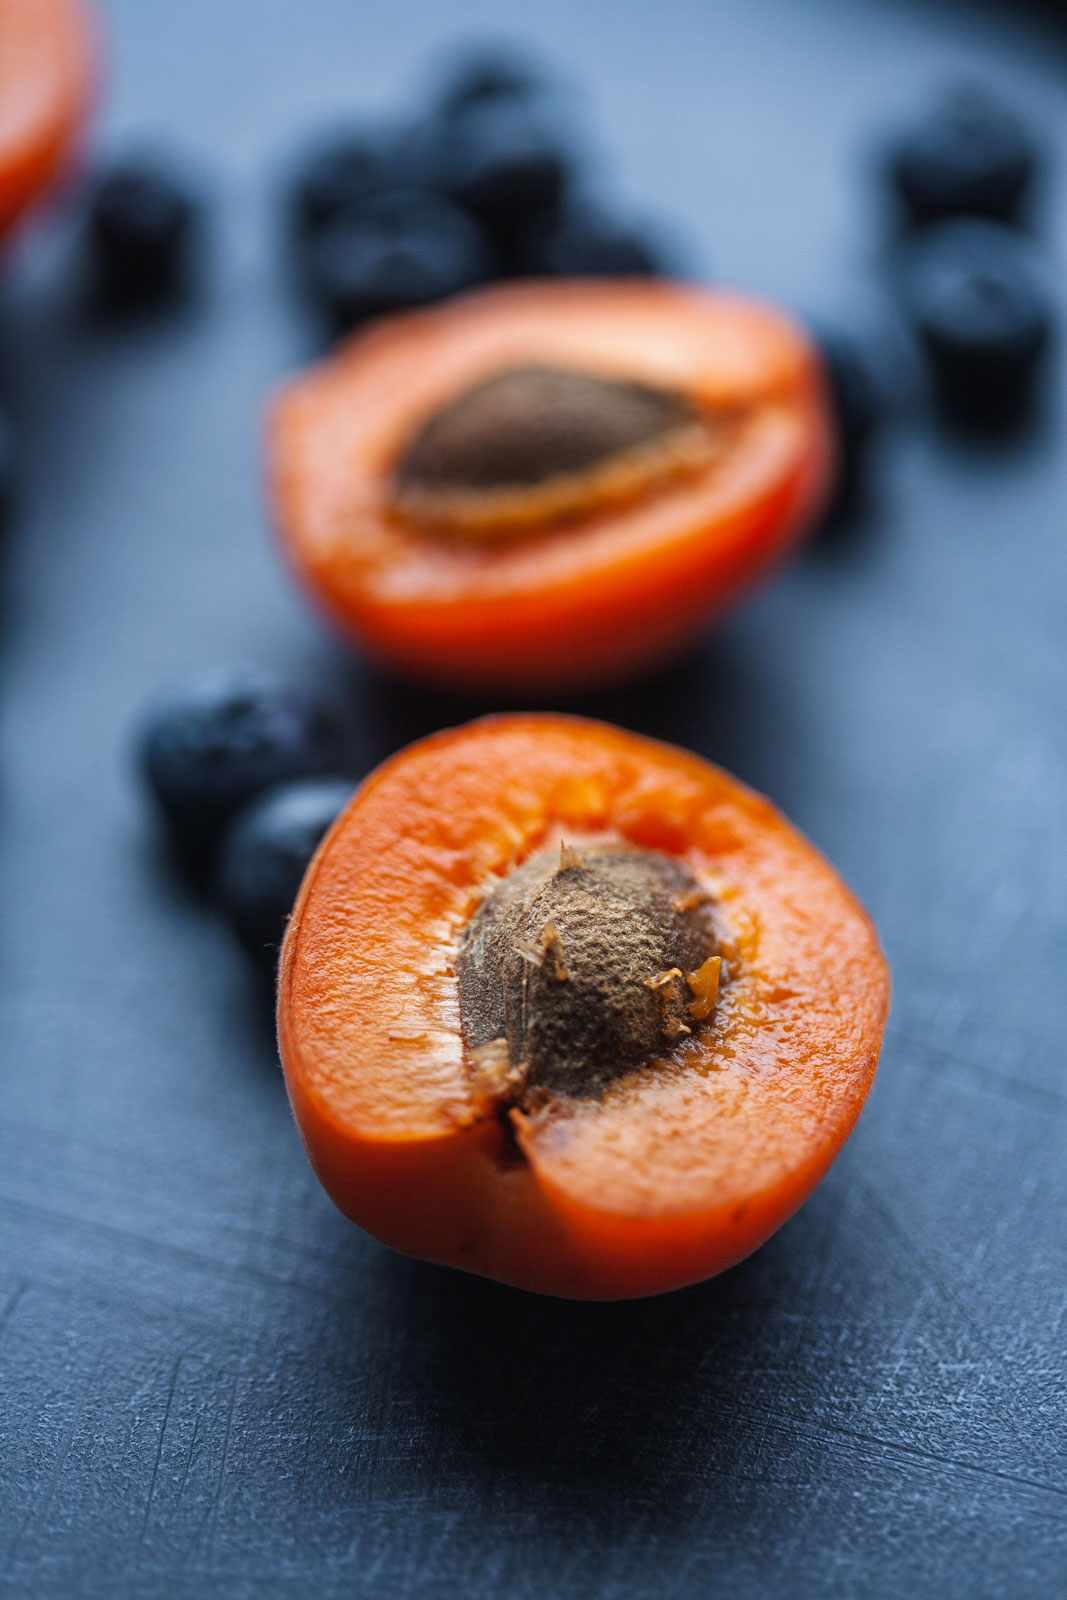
1, 1, 1066, 1596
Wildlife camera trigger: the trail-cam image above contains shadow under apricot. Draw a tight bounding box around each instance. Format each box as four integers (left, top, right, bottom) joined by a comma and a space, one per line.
348, 619, 806, 815
319, 1189, 842, 1545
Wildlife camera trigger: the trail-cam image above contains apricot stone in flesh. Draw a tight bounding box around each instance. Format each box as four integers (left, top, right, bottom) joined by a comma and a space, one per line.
457, 843, 718, 1100
396, 364, 699, 491
392, 363, 714, 538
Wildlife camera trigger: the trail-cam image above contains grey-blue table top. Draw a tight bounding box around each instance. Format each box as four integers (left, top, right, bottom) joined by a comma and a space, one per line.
1, 1, 1065, 1595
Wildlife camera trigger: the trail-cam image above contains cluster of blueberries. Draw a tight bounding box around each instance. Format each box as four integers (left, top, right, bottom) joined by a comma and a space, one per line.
287, 49, 668, 330
77, 47, 666, 330
120, 57, 1057, 969
137, 669, 358, 971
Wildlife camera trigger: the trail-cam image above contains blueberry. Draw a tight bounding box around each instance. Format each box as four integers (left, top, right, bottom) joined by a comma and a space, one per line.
289, 127, 406, 236
87, 159, 198, 307
520, 205, 666, 276
812, 327, 881, 507
429, 98, 570, 234
899, 220, 1053, 427
302, 189, 492, 330
888, 85, 1038, 228
137, 668, 351, 864
214, 777, 355, 964
435, 48, 547, 120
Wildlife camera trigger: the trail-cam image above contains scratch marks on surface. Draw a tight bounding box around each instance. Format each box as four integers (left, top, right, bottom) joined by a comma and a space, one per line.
706, 1389, 1067, 1510
2, 1346, 105, 1576
887, 1027, 1067, 1112
140, 1354, 183, 1541
0, 1191, 346, 1308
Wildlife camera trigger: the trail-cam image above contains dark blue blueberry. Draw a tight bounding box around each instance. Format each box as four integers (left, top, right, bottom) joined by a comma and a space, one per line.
434, 47, 547, 120
289, 127, 407, 236
899, 220, 1053, 428
302, 189, 493, 330
138, 668, 352, 864
214, 777, 355, 964
520, 205, 666, 277
429, 97, 570, 234
888, 86, 1038, 228
88, 159, 198, 307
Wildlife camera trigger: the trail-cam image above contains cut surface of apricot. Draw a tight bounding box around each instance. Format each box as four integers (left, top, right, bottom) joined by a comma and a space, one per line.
0, 0, 96, 238
278, 715, 889, 1300
268, 280, 834, 691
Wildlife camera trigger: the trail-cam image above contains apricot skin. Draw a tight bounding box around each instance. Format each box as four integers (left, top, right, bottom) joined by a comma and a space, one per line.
278, 716, 889, 1300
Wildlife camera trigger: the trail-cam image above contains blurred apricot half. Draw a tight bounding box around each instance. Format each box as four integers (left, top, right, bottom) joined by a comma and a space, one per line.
268, 280, 834, 691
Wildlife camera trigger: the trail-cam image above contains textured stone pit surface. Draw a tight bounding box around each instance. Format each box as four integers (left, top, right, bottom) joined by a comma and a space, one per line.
457, 841, 720, 1103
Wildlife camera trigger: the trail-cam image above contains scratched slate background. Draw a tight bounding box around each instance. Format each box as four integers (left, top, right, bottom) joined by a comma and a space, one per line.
1, 0, 1066, 1595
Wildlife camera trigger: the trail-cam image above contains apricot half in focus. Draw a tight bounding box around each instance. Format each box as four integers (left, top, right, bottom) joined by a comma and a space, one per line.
278, 715, 889, 1299
0, 0, 95, 238
268, 280, 834, 691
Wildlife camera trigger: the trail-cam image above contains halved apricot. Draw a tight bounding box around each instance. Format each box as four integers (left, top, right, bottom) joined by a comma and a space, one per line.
268, 280, 834, 691
0, 0, 96, 238
278, 715, 888, 1299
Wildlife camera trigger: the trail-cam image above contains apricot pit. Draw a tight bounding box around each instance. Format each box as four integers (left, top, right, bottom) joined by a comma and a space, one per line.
457, 841, 718, 1100
392, 363, 714, 538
